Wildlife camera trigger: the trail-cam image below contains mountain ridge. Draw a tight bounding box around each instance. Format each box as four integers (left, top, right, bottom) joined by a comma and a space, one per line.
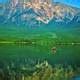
0, 1, 80, 26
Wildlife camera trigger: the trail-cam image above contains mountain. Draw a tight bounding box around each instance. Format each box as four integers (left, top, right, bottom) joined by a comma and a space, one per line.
0, 1, 80, 26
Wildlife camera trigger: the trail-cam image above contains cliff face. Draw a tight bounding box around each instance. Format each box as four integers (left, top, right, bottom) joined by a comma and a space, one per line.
0, 0, 80, 25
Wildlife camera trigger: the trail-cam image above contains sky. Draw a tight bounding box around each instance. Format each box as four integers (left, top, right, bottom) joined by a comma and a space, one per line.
54, 0, 80, 8
0, 0, 80, 8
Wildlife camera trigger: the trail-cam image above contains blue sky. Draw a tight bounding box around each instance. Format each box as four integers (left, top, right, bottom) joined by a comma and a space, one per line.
54, 0, 80, 8
0, 0, 80, 8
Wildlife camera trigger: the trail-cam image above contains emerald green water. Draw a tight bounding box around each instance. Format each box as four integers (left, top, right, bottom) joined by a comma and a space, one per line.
0, 24, 80, 65
0, 43, 80, 65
